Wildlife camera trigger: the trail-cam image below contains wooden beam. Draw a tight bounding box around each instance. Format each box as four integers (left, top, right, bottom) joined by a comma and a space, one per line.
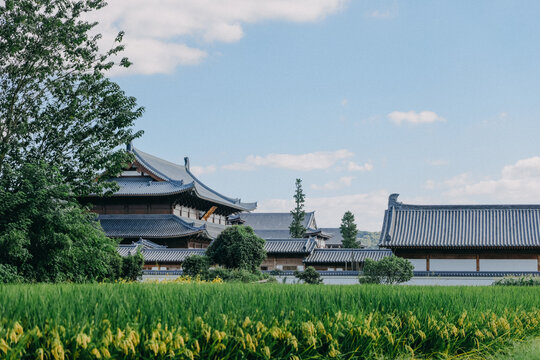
202, 206, 218, 221
476, 255, 480, 272
426, 255, 430, 271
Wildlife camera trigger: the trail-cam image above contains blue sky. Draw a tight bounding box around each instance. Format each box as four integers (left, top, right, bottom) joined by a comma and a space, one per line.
94, 1, 540, 230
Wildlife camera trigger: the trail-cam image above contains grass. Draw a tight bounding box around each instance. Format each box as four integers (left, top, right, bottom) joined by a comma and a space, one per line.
486, 337, 540, 360
0, 283, 539, 359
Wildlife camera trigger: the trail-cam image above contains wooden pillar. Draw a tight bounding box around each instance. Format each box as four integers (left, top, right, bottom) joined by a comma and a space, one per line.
476, 255, 480, 272
426, 255, 430, 271
537, 255, 540, 272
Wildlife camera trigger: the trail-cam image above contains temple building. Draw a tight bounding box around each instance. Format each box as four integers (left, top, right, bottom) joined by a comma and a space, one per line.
82, 146, 256, 247
118, 238, 392, 272
318, 228, 366, 249
230, 212, 332, 247
379, 194, 540, 272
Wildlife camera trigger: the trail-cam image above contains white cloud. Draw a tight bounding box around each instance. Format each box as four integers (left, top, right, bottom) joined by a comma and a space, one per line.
430, 157, 540, 203
388, 110, 445, 125
257, 190, 389, 231
190, 165, 217, 176
223, 149, 354, 171
347, 161, 373, 172
311, 176, 353, 190
87, 0, 348, 75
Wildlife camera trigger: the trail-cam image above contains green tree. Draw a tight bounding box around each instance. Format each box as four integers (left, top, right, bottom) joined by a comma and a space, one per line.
340, 211, 359, 248
359, 257, 414, 285
289, 178, 306, 238
0, 0, 143, 196
206, 226, 266, 272
182, 255, 210, 278
294, 266, 322, 284
0, 162, 124, 282
121, 250, 144, 281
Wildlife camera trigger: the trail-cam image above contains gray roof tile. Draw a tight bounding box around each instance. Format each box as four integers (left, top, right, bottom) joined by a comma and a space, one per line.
132, 148, 256, 211
99, 214, 206, 239
141, 248, 206, 263
380, 194, 540, 248
264, 238, 317, 254
304, 249, 392, 264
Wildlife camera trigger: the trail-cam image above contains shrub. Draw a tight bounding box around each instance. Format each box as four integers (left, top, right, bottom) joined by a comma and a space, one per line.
494, 276, 540, 286
182, 255, 210, 278
206, 268, 268, 283
294, 266, 322, 284
0, 264, 23, 283
121, 251, 144, 281
360, 256, 414, 284
206, 226, 266, 272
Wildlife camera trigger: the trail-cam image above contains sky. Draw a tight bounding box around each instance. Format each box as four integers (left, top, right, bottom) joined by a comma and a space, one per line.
91, 0, 540, 231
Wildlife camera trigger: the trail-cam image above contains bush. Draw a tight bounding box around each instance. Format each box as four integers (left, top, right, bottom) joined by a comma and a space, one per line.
0, 264, 23, 283
360, 256, 414, 284
121, 251, 144, 281
206, 268, 268, 283
494, 276, 540, 286
182, 255, 210, 278
294, 266, 322, 284
206, 226, 266, 272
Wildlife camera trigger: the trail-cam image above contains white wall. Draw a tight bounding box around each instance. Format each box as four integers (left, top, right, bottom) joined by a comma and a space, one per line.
407, 259, 427, 271
430, 259, 476, 271
480, 259, 538, 272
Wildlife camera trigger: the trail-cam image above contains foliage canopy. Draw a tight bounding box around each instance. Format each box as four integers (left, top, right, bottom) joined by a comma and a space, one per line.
340, 211, 360, 248
289, 178, 306, 238
0, 162, 127, 282
206, 226, 266, 272
0, 0, 143, 195
360, 256, 414, 284
294, 266, 322, 284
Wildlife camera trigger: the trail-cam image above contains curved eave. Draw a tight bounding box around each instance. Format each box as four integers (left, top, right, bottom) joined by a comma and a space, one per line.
133, 147, 257, 212
189, 183, 257, 212
108, 229, 206, 239
381, 245, 540, 250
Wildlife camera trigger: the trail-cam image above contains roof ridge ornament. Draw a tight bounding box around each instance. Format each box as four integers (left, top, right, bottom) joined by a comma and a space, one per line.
388, 193, 401, 207
126, 142, 133, 152
184, 157, 190, 170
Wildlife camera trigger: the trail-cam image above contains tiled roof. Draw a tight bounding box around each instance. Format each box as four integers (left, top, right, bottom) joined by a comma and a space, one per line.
176, 216, 226, 239
99, 214, 207, 239
131, 148, 256, 212
304, 249, 393, 264
320, 228, 343, 245
319, 228, 367, 247
108, 177, 192, 196
380, 194, 540, 249
264, 238, 317, 254
132, 238, 167, 249
141, 248, 206, 263
234, 212, 316, 230
117, 245, 139, 257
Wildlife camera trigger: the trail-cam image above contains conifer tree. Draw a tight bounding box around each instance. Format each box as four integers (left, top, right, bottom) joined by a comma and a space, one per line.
340, 211, 359, 248
289, 178, 306, 238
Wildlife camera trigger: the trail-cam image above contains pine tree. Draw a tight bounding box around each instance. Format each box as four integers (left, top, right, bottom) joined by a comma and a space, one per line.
289, 178, 306, 238
340, 211, 359, 248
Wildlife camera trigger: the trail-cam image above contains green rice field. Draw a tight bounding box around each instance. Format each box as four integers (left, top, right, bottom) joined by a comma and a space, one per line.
0, 283, 539, 359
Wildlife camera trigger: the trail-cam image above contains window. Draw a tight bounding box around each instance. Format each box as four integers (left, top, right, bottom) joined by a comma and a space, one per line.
151, 266, 159, 270
336, 268, 343, 271
261, 266, 268, 271
328, 268, 334, 271
283, 266, 297, 271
